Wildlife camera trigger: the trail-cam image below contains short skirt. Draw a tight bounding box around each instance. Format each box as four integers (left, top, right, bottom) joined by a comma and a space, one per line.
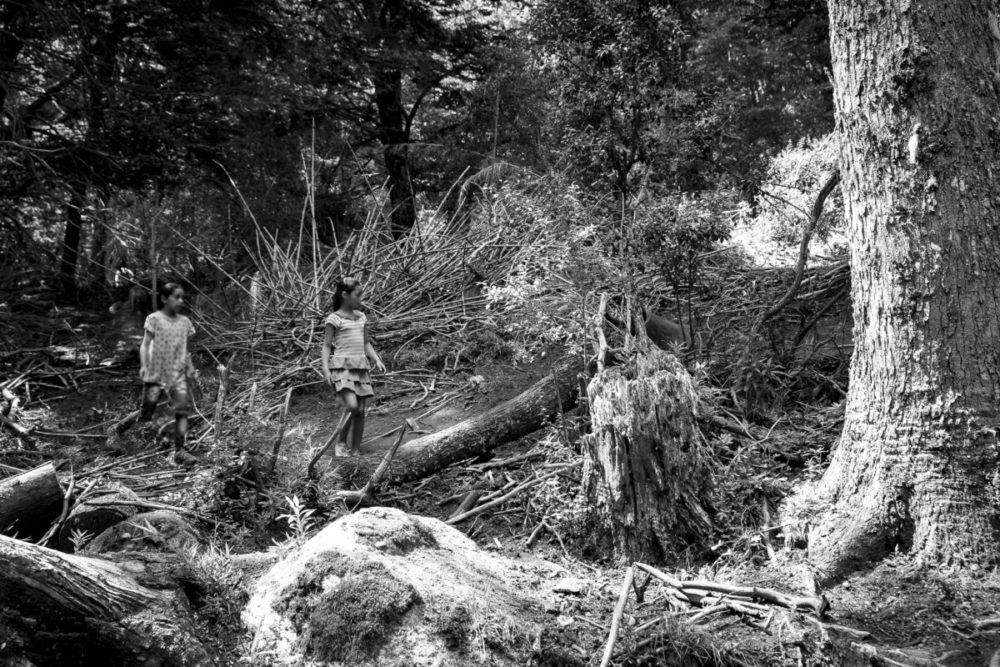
330, 367, 374, 397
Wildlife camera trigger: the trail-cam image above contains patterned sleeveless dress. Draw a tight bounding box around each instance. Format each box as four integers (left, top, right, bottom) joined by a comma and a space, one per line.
325, 311, 374, 397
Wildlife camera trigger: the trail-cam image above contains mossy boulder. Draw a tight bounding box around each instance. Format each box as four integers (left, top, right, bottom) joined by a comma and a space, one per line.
243, 507, 547, 666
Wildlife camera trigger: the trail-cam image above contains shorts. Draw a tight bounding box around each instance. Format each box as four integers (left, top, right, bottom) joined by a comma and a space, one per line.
141, 379, 190, 418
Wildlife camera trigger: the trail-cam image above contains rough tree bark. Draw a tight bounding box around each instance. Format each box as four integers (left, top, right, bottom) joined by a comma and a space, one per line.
0, 534, 210, 666
803, 0, 1000, 582
581, 351, 712, 562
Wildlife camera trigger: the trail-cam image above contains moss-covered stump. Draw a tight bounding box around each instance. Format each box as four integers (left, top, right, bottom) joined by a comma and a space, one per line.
243, 507, 547, 666
582, 350, 713, 562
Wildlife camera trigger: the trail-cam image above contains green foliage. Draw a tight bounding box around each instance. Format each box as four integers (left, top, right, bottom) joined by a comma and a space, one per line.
182, 542, 250, 630
277, 495, 317, 545
531, 0, 694, 196
530, 0, 832, 197
736, 133, 844, 257
628, 192, 733, 307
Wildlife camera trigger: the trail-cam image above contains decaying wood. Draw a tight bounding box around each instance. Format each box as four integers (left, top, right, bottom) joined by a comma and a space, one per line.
382, 356, 583, 484
582, 351, 712, 561
0, 533, 210, 666
59, 483, 141, 551
0, 462, 64, 540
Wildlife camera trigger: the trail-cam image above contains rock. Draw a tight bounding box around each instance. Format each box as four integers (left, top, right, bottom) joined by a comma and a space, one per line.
552, 577, 587, 595
244, 507, 548, 666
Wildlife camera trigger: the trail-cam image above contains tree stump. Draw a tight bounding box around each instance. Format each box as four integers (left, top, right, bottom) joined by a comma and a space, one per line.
582, 350, 713, 562
0, 463, 64, 540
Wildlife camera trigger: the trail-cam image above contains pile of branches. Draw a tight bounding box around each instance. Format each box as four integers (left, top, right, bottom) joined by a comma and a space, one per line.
195, 205, 531, 353
597, 562, 835, 667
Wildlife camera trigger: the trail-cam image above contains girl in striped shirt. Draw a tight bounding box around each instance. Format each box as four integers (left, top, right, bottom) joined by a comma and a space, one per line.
322, 277, 387, 456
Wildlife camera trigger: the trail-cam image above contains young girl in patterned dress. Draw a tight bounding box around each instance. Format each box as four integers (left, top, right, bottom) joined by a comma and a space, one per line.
322, 277, 387, 456
139, 281, 199, 466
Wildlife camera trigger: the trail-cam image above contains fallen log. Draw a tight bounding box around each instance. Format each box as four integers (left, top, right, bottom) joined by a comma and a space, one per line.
59, 483, 140, 551
0, 462, 64, 540
383, 356, 583, 484
0, 534, 210, 666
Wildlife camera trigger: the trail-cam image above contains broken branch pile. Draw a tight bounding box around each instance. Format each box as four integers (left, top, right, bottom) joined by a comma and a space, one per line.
598, 562, 831, 666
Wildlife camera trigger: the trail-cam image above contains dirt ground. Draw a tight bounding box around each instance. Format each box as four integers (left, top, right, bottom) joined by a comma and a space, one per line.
3, 306, 1000, 666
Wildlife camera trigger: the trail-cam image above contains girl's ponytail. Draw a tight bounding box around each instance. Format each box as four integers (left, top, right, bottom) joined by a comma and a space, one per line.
333, 277, 360, 311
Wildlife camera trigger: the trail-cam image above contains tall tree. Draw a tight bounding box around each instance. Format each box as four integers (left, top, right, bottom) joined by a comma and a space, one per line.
306, 0, 502, 237
0, 0, 281, 295
803, 0, 1000, 582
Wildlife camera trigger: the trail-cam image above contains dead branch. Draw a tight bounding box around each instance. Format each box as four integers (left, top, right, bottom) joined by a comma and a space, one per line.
445, 464, 573, 525
760, 170, 841, 324
599, 565, 635, 667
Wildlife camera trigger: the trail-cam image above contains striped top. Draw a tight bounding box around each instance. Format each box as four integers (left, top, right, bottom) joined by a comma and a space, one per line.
325, 311, 369, 369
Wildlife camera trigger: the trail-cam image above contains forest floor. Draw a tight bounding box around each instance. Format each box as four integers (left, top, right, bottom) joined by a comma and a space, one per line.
2, 301, 1000, 666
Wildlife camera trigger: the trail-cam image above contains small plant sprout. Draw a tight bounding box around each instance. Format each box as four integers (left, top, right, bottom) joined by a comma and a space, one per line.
278, 495, 315, 543
68, 528, 94, 552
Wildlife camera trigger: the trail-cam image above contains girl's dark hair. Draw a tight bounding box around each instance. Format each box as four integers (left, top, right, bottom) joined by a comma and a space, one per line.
157, 281, 184, 305
333, 277, 360, 311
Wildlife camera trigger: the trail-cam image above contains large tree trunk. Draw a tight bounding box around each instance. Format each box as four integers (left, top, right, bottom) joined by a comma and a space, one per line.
379, 356, 583, 484
60, 185, 86, 299
801, 0, 1000, 582
374, 67, 416, 238
0, 534, 210, 666
581, 351, 712, 562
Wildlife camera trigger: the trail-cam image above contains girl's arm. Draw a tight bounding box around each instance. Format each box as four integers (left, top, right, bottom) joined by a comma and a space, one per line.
185, 319, 198, 378
139, 330, 153, 380
364, 323, 387, 373
185, 351, 198, 379
322, 323, 335, 383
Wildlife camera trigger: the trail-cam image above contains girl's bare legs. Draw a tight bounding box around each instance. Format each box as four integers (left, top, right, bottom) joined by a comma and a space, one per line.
350, 397, 367, 455
336, 390, 358, 457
